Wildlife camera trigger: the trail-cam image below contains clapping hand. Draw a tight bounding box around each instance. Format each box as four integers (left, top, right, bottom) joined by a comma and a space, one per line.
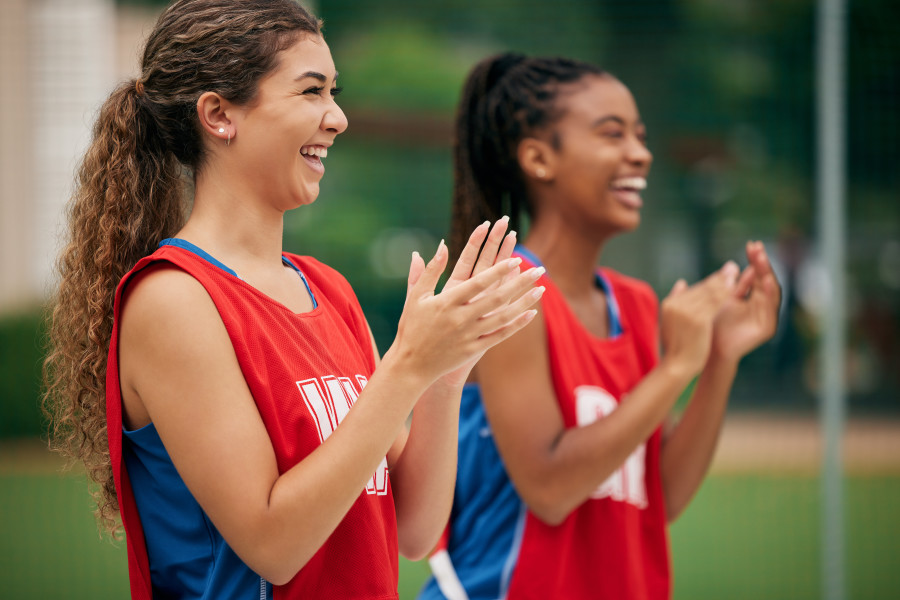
394, 218, 542, 388
710, 241, 782, 364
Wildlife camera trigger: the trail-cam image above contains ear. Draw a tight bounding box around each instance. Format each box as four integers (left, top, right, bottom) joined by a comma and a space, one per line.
196, 91, 234, 144
517, 137, 557, 182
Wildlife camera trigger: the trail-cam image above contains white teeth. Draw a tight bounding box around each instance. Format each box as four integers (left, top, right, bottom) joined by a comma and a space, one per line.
300, 146, 328, 158
610, 177, 646, 190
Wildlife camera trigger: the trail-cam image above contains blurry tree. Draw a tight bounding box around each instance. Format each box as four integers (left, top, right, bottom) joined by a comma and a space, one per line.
105, 0, 899, 407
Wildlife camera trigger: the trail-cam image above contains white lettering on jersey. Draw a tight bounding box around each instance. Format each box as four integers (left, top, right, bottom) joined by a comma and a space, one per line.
296, 375, 388, 496
574, 385, 648, 509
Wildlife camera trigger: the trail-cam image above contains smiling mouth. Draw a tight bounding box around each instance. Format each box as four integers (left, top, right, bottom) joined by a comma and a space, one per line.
300, 145, 328, 172
609, 177, 647, 209
300, 145, 328, 159
610, 176, 646, 192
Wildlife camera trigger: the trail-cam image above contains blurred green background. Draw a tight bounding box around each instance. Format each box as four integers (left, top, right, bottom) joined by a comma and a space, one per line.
1, 0, 898, 597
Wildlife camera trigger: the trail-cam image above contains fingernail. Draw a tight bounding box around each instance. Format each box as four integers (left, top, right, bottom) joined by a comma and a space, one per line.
508, 257, 523, 268
531, 285, 546, 299
529, 266, 546, 279
439, 239, 446, 249
412, 251, 420, 260
482, 220, 490, 228
501, 215, 510, 222
508, 230, 517, 239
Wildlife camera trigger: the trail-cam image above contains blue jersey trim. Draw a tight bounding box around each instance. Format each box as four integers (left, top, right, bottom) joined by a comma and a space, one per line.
280, 255, 318, 309
159, 238, 237, 277
595, 272, 623, 337
499, 504, 528, 598
514, 244, 622, 338
159, 238, 317, 309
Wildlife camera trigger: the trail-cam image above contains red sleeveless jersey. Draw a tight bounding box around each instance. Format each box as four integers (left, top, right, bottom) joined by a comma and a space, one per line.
106, 245, 398, 600
506, 259, 671, 600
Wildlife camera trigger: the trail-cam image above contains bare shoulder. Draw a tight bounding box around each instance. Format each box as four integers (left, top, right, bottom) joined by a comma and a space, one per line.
120, 264, 215, 325
118, 264, 239, 427
119, 263, 232, 364
476, 303, 554, 421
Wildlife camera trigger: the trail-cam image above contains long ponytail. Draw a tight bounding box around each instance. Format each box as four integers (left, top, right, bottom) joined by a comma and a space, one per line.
42, 0, 321, 535
449, 53, 608, 260
43, 81, 184, 534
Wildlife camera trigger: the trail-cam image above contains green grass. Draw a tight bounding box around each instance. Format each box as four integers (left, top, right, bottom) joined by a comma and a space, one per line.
2, 469, 898, 599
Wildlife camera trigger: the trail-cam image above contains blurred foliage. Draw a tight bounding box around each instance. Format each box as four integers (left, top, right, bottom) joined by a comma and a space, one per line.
0, 310, 46, 438
314, 0, 899, 408
284, 138, 451, 350
34, 0, 900, 413
329, 22, 481, 114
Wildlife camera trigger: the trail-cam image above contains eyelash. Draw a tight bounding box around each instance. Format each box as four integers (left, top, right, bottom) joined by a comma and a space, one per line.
303, 86, 343, 97
603, 130, 648, 143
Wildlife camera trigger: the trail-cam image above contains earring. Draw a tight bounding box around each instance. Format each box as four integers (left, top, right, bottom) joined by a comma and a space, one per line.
536, 168, 546, 179
227, 131, 231, 146
218, 127, 225, 133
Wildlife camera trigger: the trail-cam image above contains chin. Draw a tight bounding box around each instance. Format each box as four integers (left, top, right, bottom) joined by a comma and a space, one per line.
611, 212, 641, 234
290, 184, 321, 208
623, 216, 641, 231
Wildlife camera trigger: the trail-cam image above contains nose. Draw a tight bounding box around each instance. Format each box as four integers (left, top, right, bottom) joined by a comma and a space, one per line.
627, 134, 652, 167
322, 100, 348, 135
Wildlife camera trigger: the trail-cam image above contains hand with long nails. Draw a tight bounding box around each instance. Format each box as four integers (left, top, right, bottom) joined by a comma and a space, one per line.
709, 241, 782, 363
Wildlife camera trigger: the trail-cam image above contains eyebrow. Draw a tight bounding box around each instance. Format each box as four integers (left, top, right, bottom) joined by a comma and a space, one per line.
592, 116, 625, 127
592, 115, 645, 129
294, 71, 338, 82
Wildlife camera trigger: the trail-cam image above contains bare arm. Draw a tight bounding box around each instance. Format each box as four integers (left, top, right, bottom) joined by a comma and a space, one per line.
119, 234, 539, 584
478, 264, 739, 526
387, 376, 464, 560
388, 219, 539, 559
660, 241, 781, 521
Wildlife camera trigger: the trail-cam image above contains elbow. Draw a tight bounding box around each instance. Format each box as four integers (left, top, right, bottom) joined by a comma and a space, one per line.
398, 540, 432, 562
237, 533, 313, 587
522, 487, 574, 527
396, 522, 442, 562
262, 570, 295, 588
527, 502, 570, 527
246, 552, 306, 587
664, 494, 688, 524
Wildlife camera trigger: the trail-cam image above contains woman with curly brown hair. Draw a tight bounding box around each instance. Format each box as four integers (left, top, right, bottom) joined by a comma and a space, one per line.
42, 2, 542, 598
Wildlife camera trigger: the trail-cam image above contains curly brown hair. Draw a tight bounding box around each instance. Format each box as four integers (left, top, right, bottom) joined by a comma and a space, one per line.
42, 0, 321, 536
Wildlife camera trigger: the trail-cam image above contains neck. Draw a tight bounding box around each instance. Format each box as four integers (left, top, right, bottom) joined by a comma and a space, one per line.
522, 215, 610, 298
177, 161, 287, 274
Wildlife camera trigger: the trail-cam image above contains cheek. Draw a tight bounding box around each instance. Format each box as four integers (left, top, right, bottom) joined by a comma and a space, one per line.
594, 146, 624, 168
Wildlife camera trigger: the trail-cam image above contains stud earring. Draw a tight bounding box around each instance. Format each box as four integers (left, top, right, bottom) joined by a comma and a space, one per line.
218, 127, 225, 133
536, 168, 546, 179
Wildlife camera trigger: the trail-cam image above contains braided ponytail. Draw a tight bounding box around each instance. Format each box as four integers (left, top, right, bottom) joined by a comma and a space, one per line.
449, 53, 608, 260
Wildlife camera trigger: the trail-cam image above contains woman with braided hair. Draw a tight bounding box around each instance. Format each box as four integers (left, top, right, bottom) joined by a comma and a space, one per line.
42, 2, 544, 598
419, 54, 781, 600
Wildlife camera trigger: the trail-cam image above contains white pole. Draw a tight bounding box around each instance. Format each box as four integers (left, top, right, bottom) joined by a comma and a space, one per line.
815, 0, 847, 599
